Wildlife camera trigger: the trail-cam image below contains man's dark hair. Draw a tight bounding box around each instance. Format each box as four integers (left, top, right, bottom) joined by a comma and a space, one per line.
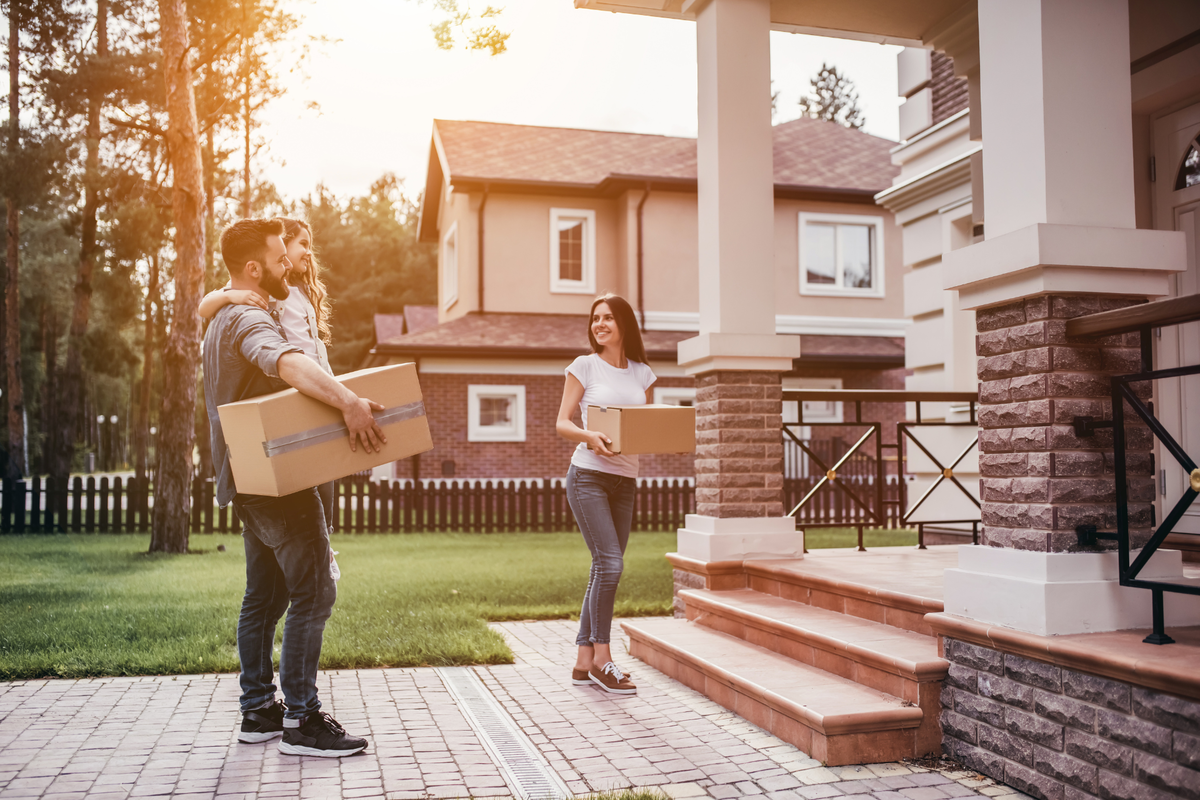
588, 293, 648, 364
220, 218, 286, 276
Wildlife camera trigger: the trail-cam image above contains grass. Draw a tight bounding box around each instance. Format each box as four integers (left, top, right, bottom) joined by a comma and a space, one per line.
0, 531, 676, 681
0, 525, 917, 681
804, 527, 917, 549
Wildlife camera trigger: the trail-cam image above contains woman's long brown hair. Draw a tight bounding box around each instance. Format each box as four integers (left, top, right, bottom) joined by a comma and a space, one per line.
588, 293, 647, 364
277, 218, 332, 346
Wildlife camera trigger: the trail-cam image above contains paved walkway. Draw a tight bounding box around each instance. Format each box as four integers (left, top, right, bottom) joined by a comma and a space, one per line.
0, 620, 1026, 800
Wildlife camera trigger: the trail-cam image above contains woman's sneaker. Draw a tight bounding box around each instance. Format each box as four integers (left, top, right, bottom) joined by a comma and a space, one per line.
589, 662, 637, 695
238, 699, 286, 743
278, 712, 368, 757
571, 668, 592, 686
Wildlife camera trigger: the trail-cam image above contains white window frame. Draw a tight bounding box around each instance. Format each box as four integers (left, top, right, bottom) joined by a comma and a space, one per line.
467, 384, 526, 442
797, 212, 885, 298
653, 387, 697, 406
782, 377, 844, 424
549, 207, 596, 294
441, 222, 458, 310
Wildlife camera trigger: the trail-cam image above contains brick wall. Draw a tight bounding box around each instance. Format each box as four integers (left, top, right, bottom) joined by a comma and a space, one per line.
975, 295, 1155, 552
941, 637, 1200, 800
394, 372, 696, 480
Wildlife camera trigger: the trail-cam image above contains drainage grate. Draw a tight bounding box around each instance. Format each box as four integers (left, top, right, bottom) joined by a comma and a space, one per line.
436, 666, 572, 800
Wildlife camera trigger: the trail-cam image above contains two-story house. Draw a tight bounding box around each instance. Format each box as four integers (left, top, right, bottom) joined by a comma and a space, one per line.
367, 116, 907, 481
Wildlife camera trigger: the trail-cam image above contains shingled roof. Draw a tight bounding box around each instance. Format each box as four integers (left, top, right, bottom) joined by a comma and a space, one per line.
419, 118, 898, 241
366, 312, 904, 369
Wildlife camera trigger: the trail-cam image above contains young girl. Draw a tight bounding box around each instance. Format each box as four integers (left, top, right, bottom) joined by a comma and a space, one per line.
555, 293, 655, 695
199, 218, 337, 523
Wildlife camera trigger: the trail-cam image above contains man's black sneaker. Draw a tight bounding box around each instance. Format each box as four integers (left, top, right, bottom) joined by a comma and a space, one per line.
238, 699, 286, 743
278, 712, 367, 757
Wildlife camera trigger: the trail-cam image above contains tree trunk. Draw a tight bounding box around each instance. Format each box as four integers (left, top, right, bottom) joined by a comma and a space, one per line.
134, 253, 158, 484
42, 304, 57, 475
5, 8, 25, 481
196, 128, 215, 482
54, 0, 108, 484
150, 0, 206, 554
241, 38, 251, 217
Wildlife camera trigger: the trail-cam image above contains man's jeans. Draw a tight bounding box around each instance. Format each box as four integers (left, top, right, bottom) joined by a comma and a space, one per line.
566, 464, 636, 647
233, 487, 335, 720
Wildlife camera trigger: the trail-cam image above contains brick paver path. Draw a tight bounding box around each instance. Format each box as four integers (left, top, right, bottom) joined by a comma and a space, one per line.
0, 619, 1026, 800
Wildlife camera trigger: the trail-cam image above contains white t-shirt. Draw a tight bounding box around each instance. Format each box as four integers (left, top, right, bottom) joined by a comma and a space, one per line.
566, 353, 656, 478
273, 284, 332, 375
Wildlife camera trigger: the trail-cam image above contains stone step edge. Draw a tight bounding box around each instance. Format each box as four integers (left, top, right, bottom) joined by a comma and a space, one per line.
622, 618, 924, 737
680, 588, 949, 683
744, 558, 945, 616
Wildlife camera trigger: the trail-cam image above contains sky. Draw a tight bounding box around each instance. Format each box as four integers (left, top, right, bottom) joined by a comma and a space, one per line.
258, 0, 903, 201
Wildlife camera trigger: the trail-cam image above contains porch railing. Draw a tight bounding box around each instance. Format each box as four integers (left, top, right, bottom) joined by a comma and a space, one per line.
782, 389, 981, 551
1066, 293, 1200, 645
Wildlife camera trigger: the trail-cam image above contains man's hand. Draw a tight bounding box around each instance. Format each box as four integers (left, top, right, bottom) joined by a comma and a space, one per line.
344, 397, 387, 453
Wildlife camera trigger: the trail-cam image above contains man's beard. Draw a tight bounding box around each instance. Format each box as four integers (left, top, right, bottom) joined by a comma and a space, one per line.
261, 270, 291, 301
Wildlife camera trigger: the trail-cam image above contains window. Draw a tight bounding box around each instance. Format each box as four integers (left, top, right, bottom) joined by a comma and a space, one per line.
653, 387, 696, 407
467, 385, 526, 442
550, 208, 596, 294
442, 223, 458, 310
1175, 140, 1200, 191
798, 213, 884, 297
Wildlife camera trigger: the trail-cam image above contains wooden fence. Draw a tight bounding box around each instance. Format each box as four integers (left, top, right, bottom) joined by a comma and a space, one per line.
0, 473, 902, 535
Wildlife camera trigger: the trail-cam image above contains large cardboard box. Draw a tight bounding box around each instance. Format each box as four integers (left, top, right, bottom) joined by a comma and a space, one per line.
217, 363, 433, 497
586, 404, 696, 455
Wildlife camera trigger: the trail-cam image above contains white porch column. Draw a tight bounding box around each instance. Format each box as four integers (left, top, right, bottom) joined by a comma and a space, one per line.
678, 0, 799, 374
942, 0, 1197, 636
674, 0, 800, 568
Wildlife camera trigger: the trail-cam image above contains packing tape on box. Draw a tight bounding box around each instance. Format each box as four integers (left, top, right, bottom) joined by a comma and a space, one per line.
261, 400, 426, 458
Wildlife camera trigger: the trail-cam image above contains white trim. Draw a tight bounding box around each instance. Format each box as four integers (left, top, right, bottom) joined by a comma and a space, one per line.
798, 212, 885, 298
467, 384, 526, 442
653, 386, 697, 406
875, 146, 981, 204
441, 222, 459, 310
640, 311, 909, 338
549, 208, 596, 295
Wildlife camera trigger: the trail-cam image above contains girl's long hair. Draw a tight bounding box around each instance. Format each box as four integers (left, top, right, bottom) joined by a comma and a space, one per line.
588, 293, 647, 364
277, 218, 332, 346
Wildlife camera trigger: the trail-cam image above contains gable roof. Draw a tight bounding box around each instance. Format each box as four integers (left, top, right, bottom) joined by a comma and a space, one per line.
419, 118, 898, 241
365, 312, 904, 369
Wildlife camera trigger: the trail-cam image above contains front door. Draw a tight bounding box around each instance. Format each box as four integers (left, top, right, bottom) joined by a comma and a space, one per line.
1152, 103, 1200, 541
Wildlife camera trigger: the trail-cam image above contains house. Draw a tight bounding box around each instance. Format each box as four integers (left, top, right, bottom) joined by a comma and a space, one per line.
567, 0, 1200, 786
368, 116, 907, 480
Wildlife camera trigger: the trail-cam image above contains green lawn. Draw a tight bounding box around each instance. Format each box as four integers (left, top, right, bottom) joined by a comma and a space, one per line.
0, 531, 676, 680
803, 527, 917, 549
0, 526, 914, 681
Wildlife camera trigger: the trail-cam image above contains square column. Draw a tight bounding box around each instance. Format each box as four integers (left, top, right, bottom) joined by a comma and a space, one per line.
675, 0, 799, 570
941, 0, 1196, 636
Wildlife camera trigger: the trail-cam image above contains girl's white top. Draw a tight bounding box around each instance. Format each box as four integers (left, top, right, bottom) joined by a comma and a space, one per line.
566, 353, 656, 478
273, 284, 332, 375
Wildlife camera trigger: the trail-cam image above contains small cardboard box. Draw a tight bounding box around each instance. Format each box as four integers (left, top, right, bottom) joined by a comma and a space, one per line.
217, 363, 433, 497
586, 404, 696, 455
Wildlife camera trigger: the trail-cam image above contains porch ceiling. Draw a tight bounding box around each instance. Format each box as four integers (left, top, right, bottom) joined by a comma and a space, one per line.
573, 0, 974, 46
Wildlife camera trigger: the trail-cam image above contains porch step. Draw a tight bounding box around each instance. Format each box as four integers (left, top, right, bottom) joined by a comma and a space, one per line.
743, 548, 951, 636
622, 617, 927, 766
680, 588, 948, 693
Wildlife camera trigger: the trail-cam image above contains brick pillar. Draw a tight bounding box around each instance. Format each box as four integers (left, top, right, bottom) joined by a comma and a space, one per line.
694, 370, 784, 518
976, 294, 1155, 553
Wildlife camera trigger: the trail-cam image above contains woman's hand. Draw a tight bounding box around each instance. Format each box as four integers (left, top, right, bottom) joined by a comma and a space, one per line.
585, 430, 615, 457
226, 289, 268, 311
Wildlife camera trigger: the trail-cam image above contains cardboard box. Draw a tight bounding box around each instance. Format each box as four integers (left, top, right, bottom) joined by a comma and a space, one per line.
586, 404, 696, 455
217, 363, 433, 497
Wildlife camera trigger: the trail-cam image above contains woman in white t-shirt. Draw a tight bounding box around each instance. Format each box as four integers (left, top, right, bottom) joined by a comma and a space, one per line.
198, 218, 337, 525
556, 294, 656, 695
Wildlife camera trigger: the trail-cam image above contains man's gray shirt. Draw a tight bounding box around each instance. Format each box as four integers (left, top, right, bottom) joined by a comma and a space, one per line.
203, 303, 303, 506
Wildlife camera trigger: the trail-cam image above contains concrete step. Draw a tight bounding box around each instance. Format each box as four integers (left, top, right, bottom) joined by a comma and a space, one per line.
742, 549, 950, 636
622, 617, 930, 766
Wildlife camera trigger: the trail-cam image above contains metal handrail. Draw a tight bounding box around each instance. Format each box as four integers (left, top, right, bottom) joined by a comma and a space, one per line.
1069, 294, 1200, 645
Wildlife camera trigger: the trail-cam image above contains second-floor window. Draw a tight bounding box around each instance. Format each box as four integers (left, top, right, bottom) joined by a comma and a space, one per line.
798, 212, 884, 297
550, 208, 596, 294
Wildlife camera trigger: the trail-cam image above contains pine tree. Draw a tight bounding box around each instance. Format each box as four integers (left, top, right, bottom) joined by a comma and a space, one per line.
797, 63, 865, 130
